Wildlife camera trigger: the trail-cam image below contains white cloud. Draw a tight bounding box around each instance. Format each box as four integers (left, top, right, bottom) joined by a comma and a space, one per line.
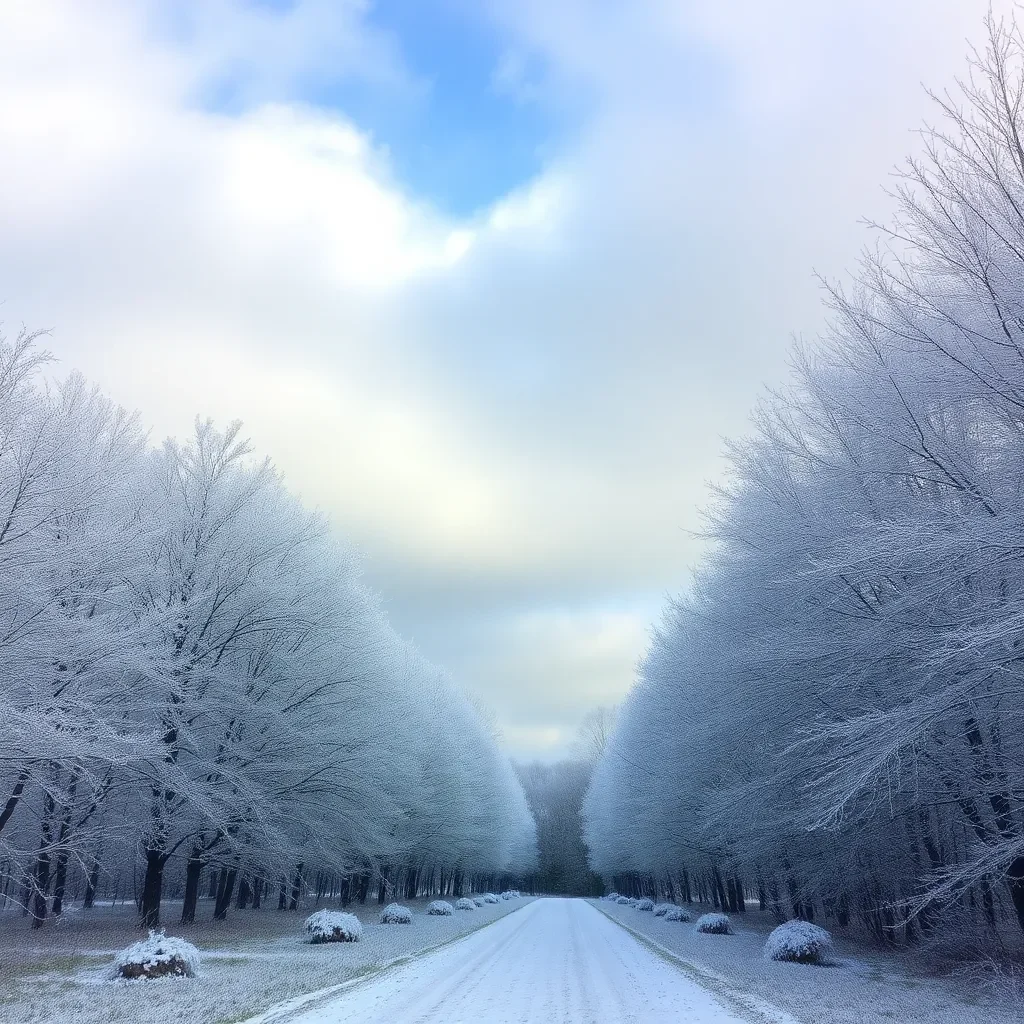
0, 0, 1011, 757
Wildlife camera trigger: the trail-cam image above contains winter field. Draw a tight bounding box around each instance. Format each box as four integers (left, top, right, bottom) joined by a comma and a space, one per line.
0, 895, 533, 1024
593, 898, 1022, 1024
3, 894, 1021, 1024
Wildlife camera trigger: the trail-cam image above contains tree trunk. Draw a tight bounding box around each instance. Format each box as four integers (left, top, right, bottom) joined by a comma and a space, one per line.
139, 848, 167, 928
83, 854, 101, 909
180, 854, 204, 924
214, 868, 237, 920
289, 863, 304, 911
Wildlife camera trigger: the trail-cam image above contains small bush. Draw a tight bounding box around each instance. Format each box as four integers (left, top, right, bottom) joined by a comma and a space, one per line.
615, 895, 632, 905
653, 903, 675, 917
483, 893, 500, 904
304, 910, 363, 943
605, 892, 620, 901
636, 898, 655, 912
111, 930, 200, 980
472, 896, 486, 907
427, 900, 454, 916
380, 903, 413, 924
455, 897, 476, 911
695, 912, 732, 934
665, 906, 691, 922
764, 920, 834, 964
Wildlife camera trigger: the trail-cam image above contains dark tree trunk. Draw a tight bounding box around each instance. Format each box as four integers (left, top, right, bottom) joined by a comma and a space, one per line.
236, 873, 251, 910
180, 854, 204, 924
289, 863, 304, 911
278, 876, 288, 910
31, 793, 56, 928
139, 848, 167, 928
83, 855, 101, 909
252, 877, 262, 909
214, 868, 237, 920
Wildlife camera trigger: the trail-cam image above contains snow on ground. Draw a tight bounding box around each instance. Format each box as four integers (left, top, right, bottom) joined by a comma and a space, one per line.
0, 896, 532, 1024
595, 898, 1022, 1024
277, 898, 777, 1024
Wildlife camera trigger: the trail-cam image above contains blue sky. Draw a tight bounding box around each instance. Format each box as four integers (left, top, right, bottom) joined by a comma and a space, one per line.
171, 0, 563, 215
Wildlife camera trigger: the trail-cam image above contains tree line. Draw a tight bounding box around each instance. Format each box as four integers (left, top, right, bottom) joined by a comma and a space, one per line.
0, 331, 537, 928
583, 15, 1024, 948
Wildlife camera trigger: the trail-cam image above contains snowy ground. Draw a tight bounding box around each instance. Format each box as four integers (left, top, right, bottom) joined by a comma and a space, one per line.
279, 897, 770, 1024
0, 896, 532, 1024
594, 898, 1021, 1024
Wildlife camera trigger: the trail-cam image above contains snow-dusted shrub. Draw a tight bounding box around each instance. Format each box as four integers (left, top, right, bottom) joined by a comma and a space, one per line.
636, 898, 655, 911
500, 890, 513, 900
380, 903, 413, 924
605, 892, 620, 901
653, 903, 675, 917
304, 910, 363, 943
665, 906, 691, 922
615, 895, 632, 905
455, 897, 476, 911
764, 920, 834, 964
472, 896, 486, 907
695, 912, 732, 934
427, 900, 454, 916
510, 889, 521, 897
111, 930, 200, 980
483, 893, 500, 904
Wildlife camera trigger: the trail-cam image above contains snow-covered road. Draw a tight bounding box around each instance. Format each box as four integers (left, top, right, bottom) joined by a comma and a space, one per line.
287, 898, 750, 1023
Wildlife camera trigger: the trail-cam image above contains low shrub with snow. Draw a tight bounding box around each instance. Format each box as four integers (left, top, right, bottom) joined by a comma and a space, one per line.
427, 900, 454, 916
483, 893, 500, 904
695, 912, 732, 935
472, 896, 486, 907
664, 906, 691, 922
304, 910, 363, 943
635, 898, 655, 912
615, 896, 632, 905
653, 903, 675, 917
380, 903, 413, 924
455, 897, 476, 911
111, 930, 200, 980
605, 892, 620, 901
764, 920, 834, 964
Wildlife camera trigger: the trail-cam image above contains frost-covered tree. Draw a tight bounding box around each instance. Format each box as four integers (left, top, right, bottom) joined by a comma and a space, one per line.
584, 14, 1024, 944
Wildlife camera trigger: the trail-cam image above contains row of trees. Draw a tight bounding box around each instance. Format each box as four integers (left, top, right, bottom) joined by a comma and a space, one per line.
0, 331, 536, 928
584, 15, 1024, 948
515, 708, 614, 897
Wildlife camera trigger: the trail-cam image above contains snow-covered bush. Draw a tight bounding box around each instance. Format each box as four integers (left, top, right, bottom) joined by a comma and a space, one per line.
653, 903, 675, 917
615, 895, 632, 905
483, 893, 500, 904
455, 897, 476, 911
427, 900, 454, 916
695, 912, 732, 934
111, 930, 200, 980
304, 910, 363, 943
665, 906, 691, 922
605, 892, 620, 901
764, 920, 834, 964
472, 896, 486, 907
636, 898, 655, 911
380, 903, 413, 924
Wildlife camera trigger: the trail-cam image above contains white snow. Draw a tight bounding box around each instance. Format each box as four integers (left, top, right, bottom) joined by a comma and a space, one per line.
635, 898, 655, 911
652, 902, 675, 917
472, 896, 486, 907
279, 897, 753, 1023
426, 900, 454, 916
304, 910, 363, 943
110, 930, 201, 980
615, 896, 632, 905
664, 905, 692, 922
380, 904, 413, 925
482, 893, 500, 904
695, 912, 732, 934
455, 897, 476, 911
764, 920, 834, 963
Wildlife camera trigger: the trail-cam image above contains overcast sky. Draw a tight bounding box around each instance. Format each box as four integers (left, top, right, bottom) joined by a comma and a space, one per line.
0, 0, 1007, 759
